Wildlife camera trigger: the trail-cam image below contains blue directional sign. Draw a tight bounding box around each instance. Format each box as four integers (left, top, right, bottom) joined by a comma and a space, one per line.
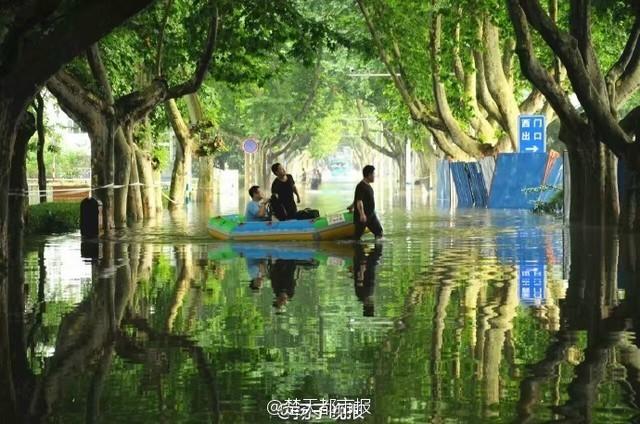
519, 262, 545, 305
518, 114, 546, 153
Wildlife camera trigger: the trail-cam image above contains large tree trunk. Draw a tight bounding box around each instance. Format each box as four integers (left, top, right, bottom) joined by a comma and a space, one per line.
87, 118, 115, 233
127, 145, 143, 222
166, 99, 192, 210
482, 18, 520, 152
154, 169, 163, 214
124, 123, 142, 222
395, 154, 406, 189
619, 168, 640, 231
7, 114, 36, 419
562, 124, 619, 227
135, 145, 157, 219
197, 157, 214, 205
185, 94, 215, 205
35, 94, 47, 203
0, 97, 26, 421
114, 128, 131, 227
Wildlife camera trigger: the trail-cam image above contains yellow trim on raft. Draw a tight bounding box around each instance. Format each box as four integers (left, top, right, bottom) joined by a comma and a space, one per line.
207, 221, 362, 241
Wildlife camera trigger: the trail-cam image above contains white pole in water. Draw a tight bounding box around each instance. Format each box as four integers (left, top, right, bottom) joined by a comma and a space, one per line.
405, 137, 412, 185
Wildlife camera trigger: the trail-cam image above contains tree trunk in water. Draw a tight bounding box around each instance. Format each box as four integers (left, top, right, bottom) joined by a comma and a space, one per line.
0, 99, 25, 419
197, 157, 214, 205
154, 169, 163, 213
185, 94, 214, 205
8, 114, 35, 416
166, 99, 192, 210
260, 150, 275, 190
35, 94, 47, 203
562, 124, 619, 228
619, 168, 640, 231
127, 144, 143, 223
89, 120, 115, 233
395, 153, 407, 190
113, 128, 130, 227
135, 146, 157, 219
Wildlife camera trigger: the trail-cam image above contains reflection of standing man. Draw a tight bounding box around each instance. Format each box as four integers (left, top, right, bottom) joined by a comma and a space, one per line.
348, 165, 383, 241
352, 243, 383, 316
270, 259, 298, 313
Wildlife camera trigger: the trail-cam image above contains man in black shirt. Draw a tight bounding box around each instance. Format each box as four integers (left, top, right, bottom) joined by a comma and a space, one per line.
270, 163, 301, 220
348, 165, 383, 240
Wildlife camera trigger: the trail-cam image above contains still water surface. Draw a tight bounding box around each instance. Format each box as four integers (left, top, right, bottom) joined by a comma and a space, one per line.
16, 182, 640, 422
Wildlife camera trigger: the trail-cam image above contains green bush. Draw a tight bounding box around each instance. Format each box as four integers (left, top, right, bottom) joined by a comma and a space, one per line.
532, 189, 563, 216
27, 202, 80, 235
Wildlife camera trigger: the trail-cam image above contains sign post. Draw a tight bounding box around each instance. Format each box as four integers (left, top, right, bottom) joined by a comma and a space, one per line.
518, 114, 546, 153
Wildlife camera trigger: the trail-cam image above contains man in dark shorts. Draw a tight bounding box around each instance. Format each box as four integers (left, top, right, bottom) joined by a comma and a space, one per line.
270, 163, 301, 221
348, 165, 383, 241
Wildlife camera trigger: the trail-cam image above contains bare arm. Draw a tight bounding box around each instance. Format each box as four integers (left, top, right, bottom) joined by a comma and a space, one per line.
256, 202, 269, 218
293, 185, 301, 203
356, 200, 366, 222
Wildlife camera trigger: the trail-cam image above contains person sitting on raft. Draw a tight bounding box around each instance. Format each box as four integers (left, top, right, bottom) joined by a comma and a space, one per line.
245, 185, 271, 221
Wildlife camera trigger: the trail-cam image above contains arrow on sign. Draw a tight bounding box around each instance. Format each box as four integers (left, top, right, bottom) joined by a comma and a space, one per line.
525, 146, 539, 152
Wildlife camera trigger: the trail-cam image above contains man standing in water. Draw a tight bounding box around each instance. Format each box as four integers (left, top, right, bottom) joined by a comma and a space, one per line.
348, 165, 383, 241
270, 163, 301, 220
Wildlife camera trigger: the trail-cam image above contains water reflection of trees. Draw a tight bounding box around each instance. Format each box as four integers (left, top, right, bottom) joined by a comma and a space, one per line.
374, 229, 640, 422
3, 227, 640, 422
1, 241, 221, 423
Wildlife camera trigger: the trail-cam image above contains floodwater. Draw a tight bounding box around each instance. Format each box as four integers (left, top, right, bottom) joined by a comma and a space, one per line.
8, 181, 640, 423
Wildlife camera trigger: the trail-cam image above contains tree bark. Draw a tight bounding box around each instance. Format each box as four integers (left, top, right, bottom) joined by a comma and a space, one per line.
482, 18, 520, 152
153, 168, 163, 213
165, 99, 192, 209
135, 144, 157, 219
35, 94, 47, 203
185, 93, 215, 206
114, 128, 131, 226
7, 113, 36, 418
0, 97, 26, 420
562, 124, 619, 227
430, 6, 484, 159
126, 137, 143, 223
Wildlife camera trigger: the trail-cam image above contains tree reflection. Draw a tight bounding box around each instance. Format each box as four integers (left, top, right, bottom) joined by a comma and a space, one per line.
0, 240, 221, 423
3, 225, 640, 422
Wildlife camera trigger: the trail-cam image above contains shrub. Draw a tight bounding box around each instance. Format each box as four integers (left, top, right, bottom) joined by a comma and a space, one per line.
27, 202, 80, 235
522, 185, 563, 216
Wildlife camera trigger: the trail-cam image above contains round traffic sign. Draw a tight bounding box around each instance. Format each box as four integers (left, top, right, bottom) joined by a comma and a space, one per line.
242, 138, 259, 154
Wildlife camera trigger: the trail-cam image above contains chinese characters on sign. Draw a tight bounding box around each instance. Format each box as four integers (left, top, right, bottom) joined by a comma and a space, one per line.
267, 398, 372, 420
519, 263, 545, 305
518, 115, 546, 153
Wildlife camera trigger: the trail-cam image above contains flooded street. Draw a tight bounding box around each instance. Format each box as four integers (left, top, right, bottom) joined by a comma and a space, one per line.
14, 182, 640, 422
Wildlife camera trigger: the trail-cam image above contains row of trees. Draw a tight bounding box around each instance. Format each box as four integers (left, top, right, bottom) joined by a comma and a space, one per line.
0, 0, 357, 417
353, 0, 640, 229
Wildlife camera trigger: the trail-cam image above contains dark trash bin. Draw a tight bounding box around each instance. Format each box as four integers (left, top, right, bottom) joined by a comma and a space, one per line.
80, 197, 102, 237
